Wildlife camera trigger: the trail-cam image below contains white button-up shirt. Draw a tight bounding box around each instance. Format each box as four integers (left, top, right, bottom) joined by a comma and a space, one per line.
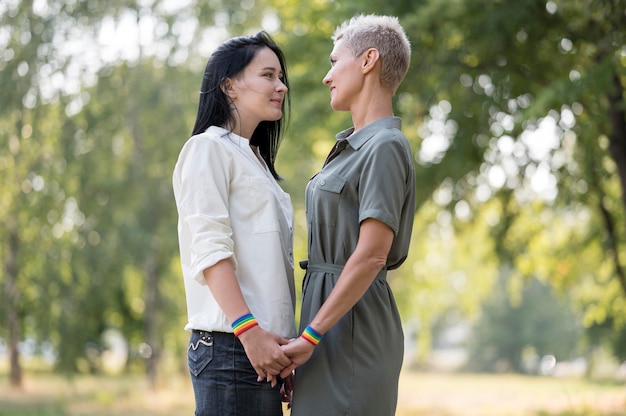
173, 126, 296, 338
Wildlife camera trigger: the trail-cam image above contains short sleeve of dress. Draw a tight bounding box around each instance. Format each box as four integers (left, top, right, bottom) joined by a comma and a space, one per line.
358, 130, 412, 235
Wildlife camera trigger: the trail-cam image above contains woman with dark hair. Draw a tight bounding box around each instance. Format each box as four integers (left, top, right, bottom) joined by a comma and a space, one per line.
173, 31, 295, 416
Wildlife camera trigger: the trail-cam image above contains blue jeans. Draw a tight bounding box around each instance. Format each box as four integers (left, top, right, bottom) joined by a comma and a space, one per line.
188, 331, 283, 416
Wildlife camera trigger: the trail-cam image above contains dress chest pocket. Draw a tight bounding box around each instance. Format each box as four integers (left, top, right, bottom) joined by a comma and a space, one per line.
312, 174, 346, 227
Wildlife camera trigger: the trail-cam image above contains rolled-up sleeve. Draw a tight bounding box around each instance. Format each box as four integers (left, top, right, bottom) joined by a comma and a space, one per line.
174, 137, 237, 285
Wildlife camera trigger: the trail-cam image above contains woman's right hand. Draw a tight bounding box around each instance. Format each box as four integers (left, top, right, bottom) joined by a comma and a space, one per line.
238, 326, 291, 386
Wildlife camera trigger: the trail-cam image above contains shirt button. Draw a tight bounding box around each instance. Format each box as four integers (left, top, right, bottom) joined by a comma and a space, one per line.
320, 180, 326, 186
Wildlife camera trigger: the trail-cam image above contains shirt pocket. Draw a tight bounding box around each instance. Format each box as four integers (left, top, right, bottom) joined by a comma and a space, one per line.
312, 173, 346, 227
247, 176, 280, 234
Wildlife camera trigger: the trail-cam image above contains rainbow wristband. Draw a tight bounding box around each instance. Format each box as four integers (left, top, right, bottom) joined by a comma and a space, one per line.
301, 325, 323, 346
232, 313, 258, 337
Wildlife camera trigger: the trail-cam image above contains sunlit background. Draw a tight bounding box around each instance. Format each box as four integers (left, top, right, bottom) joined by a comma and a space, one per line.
1, 0, 625, 414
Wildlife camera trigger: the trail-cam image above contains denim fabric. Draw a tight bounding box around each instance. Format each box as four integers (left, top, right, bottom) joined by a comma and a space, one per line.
188, 331, 283, 416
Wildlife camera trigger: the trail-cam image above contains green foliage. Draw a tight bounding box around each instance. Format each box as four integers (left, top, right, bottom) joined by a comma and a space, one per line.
2, 0, 626, 382
397, 0, 626, 344
0, 1, 196, 377
467, 275, 582, 373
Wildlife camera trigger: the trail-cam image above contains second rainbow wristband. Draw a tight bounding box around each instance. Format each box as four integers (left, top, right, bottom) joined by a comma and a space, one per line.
301, 325, 323, 346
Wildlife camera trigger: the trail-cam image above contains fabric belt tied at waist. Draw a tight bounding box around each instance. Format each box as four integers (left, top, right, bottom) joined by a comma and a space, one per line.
300, 260, 388, 281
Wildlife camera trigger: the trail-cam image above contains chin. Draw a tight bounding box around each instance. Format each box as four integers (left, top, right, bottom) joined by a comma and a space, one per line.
329, 96, 348, 111
267, 110, 283, 121
330, 102, 347, 112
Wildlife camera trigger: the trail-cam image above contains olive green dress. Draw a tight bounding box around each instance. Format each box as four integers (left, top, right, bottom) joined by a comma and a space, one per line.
291, 117, 416, 416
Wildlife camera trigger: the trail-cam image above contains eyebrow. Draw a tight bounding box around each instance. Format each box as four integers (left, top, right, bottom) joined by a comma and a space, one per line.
260, 66, 284, 76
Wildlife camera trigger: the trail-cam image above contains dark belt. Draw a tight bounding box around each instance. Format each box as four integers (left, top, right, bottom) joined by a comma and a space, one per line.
299, 260, 388, 281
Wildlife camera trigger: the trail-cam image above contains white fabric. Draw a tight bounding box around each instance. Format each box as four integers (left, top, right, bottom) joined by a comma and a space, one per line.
173, 126, 296, 338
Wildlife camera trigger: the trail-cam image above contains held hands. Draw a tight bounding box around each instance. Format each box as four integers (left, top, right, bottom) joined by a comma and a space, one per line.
279, 325, 322, 377
275, 336, 317, 410
237, 320, 320, 388
238, 325, 291, 387
279, 336, 316, 379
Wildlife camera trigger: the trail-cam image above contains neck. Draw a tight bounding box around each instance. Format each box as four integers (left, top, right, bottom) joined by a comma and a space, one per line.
350, 93, 394, 132
223, 117, 256, 140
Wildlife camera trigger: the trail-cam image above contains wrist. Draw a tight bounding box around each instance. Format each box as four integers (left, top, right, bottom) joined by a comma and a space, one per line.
301, 325, 323, 346
231, 313, 258, 337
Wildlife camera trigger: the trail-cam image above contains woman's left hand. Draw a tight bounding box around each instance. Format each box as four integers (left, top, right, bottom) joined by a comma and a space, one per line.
279, 337, 315, 378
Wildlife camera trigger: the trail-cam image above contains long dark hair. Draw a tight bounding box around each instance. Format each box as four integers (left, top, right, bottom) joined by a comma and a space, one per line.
191, 31, 290, 180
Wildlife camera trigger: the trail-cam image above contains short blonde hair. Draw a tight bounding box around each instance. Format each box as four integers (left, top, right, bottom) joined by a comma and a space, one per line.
333, 14, 411, 94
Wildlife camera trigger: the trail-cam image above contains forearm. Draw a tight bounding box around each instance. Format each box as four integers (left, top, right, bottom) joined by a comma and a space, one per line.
280, 219, 393, 378
204, 258, 290, 382
308, 218, 393, 335
309, 252, 383, 333
202, 258, 251, 323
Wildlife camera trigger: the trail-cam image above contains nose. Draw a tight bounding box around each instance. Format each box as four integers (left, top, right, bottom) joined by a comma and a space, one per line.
323, 70, 331, 85
277, 79, 288, 92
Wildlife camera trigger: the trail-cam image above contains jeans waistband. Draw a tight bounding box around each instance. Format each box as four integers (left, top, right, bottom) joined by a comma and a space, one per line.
191, 330, 234, 337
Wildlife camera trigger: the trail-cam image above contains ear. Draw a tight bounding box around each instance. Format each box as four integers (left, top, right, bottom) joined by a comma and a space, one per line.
221, 78, 237, 99
361, 48, 380, 75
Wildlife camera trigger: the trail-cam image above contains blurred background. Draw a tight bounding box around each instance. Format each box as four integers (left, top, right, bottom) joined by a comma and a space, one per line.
1, 0, 625, 415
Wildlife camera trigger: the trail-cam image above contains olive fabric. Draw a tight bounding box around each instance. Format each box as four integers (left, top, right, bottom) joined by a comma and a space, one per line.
291, 117, 416, 416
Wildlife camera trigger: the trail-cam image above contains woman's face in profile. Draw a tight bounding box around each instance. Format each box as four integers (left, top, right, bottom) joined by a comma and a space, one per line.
228, 47, 288, 127
323, 40, 362, 112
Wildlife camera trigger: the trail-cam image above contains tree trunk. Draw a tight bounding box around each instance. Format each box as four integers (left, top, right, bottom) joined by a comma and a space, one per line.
4, 227, 22, 388
144, 254, 161, 389
606, 70, 626, 296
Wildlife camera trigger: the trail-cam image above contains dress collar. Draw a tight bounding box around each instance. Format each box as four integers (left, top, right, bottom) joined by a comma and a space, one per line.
336, 116, 402, 150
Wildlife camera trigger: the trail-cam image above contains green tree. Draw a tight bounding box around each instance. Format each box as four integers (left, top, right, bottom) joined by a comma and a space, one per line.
467, 274, 581, 373
0, 0, 136, 388
400, 0, 626, 338
53, 59, 197, 384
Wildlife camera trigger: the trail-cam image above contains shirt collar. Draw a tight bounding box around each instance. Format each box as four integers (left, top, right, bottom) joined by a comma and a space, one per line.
207, 125, 248, 145
336, 117, 402, 150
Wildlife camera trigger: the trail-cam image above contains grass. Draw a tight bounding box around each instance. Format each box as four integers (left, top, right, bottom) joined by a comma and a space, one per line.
396, 371, 625, 416
0, 370, 624, 415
